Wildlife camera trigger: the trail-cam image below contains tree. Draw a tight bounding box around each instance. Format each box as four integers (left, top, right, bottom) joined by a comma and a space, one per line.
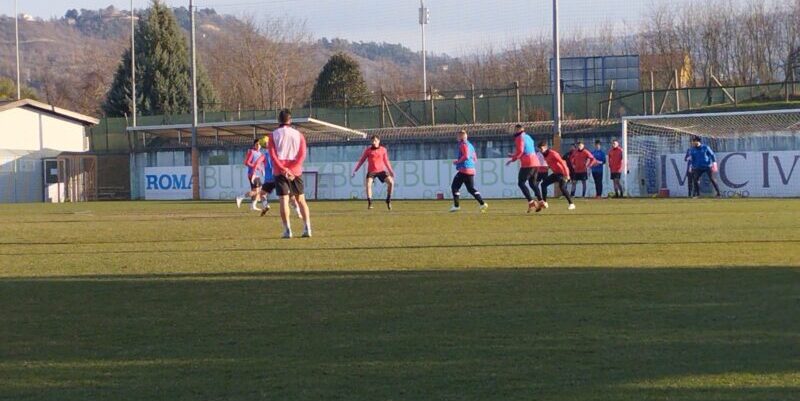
310, 53, 371, 107
0, 77, 38, 101
102, 0, 216, 117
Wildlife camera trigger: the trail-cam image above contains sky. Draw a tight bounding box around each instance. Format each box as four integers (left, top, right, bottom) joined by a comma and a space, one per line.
0, 0, 748, 54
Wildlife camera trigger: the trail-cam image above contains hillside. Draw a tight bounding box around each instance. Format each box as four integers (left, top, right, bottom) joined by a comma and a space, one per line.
0, 6, 440, 117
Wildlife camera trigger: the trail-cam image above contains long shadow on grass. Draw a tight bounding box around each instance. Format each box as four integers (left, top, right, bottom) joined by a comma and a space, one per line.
2, 238, 800, 256
1, 268, 798, 401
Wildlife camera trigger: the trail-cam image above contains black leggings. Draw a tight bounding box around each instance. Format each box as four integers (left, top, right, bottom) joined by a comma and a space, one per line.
518, 168, 543, 202
452, 172, 484, 207
541, 174, 573, 204
691, 167, 720, 197
592, 171, 603, 197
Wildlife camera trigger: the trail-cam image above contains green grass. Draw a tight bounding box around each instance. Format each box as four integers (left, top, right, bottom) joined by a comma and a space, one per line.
0, 199, 799, 400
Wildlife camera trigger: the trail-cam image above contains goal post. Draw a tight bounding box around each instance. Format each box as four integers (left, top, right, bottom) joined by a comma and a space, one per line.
622, 109, 800, 198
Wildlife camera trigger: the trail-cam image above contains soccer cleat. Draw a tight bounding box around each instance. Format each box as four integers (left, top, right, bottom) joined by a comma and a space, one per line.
535, 201, 544, 213
479, 203, 489, 213
568, 203, 576, 210
542, 201, 549, 210
301, 228, 312, 238
449, 206, 461, 213
282, 229, 293, 239
527, 200, 538, 213
250, 203, 262, 212
236, 196, 244, 208
260, 204, 271, 216
386, 201, 392, 211
368, 204, 374, 210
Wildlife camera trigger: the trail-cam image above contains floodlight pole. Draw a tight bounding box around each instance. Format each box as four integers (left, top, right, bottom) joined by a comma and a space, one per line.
551, 0, 562, 151
131, 0, 136, 127
14, 0, 21, 99
419, 0, 429, 101
189, 0, 200, 200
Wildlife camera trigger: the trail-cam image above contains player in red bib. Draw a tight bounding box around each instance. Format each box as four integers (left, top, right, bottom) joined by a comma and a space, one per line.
608, 139, 625, 198
537, 141, 575, 211
568, 141, 597, 198
351, 135, 395, 210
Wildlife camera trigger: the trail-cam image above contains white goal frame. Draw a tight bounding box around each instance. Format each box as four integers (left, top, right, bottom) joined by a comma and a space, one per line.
621, 108, 800, 197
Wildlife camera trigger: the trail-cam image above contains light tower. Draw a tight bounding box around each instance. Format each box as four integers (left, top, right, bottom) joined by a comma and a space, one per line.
419, 0, 429, 100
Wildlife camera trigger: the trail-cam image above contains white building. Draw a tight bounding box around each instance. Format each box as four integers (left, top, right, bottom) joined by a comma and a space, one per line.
0, 99, 99, 203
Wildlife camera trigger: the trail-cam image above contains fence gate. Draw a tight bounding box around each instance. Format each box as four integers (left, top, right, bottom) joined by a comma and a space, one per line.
56, 155, 98, 202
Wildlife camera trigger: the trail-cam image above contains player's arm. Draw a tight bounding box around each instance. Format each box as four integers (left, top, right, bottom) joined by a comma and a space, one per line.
707, 147, 716, 163
288, 134, 307, 179
352, 148, 368, 176
507, 136, 524, 164
244, 150, 257, 168
383, 150, 395, 177
586, 149, 597, 168
454, 143, 469, 164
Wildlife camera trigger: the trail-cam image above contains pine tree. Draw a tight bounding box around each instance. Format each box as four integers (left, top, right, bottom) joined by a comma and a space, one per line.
102, 0, 216, 117
310, 53, 372, 108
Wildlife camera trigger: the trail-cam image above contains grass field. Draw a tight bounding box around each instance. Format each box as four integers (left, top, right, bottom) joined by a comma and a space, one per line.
1, 199, 799, 400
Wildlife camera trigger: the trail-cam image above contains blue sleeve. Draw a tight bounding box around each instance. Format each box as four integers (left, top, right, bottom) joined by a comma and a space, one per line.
599, 151, 606, 163
706, 147, 716, 163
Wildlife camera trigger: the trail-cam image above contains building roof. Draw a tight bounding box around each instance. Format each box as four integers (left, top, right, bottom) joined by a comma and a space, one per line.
0, 99, 99, 126
126, 117, 368, 142
131, 119, 620, 150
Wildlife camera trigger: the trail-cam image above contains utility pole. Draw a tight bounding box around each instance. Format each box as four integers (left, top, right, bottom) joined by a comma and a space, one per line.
419, 0, 429, 101
551, 0, 562, 151
131, 0, 137, 126
189, 0, 200, 200
15, 0, 21, 99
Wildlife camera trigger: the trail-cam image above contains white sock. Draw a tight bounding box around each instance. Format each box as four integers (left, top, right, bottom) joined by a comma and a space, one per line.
262, 199, 269, 207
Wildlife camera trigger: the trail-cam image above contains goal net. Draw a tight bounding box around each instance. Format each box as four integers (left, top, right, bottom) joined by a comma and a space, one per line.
622, 109, 800, 198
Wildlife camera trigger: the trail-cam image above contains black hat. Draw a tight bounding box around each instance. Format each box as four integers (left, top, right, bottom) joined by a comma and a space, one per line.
691, 136, 702, 142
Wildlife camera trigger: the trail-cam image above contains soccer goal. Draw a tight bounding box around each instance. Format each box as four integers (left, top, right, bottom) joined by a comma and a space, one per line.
622, 109, 800, 198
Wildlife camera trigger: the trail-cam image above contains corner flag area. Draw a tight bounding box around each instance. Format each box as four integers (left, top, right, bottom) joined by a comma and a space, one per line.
1, 199, 798, 400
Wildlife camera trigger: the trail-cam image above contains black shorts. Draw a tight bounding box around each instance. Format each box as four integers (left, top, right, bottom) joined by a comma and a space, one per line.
367, 171, 389, 183
611, 172, 622, 180
573, 172, 588, 181
249, 176, 263, 190
261, 181, 276, 194
275, 174, 304, 197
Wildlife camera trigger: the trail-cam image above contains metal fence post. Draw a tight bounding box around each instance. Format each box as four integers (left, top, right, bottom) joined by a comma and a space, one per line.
471, 84, 477, 124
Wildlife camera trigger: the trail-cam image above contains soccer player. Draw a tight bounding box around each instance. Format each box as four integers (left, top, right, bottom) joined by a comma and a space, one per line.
608, 139, 625, 198
568, 141, 596, 198
538, 141, 575, 211
590, 140, 606, 198
351, 135, 395, 210
450, 130, 488, 213
564, 143, 577, 185
268, 109, 312, 238
685, 136, 721, 198
236, 139, 265, 211
506, 124, 543, 212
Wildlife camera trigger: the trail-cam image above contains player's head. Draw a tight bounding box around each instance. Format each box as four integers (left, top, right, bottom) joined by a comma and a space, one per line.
458, 129, 468, 141
537, 141, 549, 152
595, 140, 602, 149
611, 138, 619, 148
570, 143, 577, 150
252, 138, 261, 150
515, 124, 524, 134
371, 135, 380, 148
691, 136, 702, 146
278, 109, 292, 125
577, 141, 585, 150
